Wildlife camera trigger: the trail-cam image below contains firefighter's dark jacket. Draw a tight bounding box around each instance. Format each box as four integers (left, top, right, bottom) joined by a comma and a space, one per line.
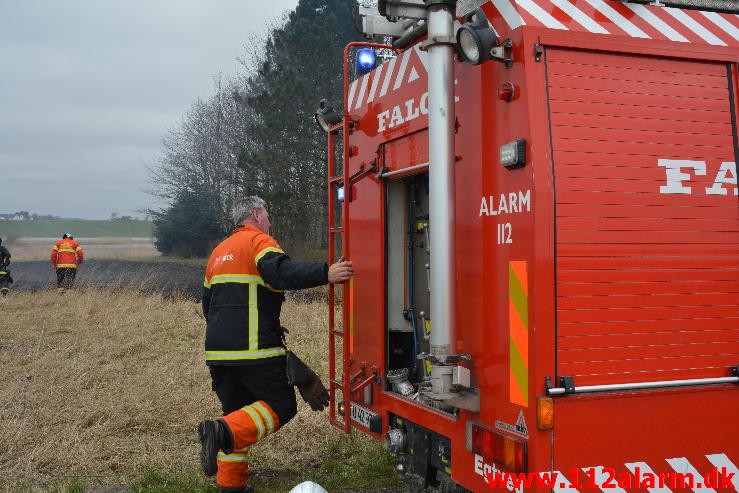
202, 225, 328, 365
0, 246, 10, 267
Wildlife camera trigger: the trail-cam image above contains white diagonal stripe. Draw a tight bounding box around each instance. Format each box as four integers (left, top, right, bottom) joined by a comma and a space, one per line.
414, 44, 429, 72
665, 8, 726, 45
700, 11, 739, 41
626, 3, 689, 42
584, 0, 650, 38
665, 457, 717, 493
550, 470, 581, 493
379, 56, 397, 97
366, 62, 384, 104
551, 0, 609, 33
625, 462, 673, 493
347, 80, 358, 113
582, 466, 628, 493
392, 49, 411, 91
493, 0, 526, 29
354, 72, 370, 110
517, 0, 568, 29
705, 454, 739, 492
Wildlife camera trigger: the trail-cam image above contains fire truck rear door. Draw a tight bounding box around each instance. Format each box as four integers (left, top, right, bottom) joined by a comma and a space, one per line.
547, 48, 739, 388
544, 46, 739, 483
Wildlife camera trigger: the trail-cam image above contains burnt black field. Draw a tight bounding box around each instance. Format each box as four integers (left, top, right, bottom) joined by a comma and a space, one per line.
7, 259, 204, 300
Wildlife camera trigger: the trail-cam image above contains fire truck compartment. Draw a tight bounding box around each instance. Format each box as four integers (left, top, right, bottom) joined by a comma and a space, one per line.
547, 47, 739, 388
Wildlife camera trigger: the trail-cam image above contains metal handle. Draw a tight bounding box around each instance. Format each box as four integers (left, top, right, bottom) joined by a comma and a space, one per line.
547, 375, 739, 396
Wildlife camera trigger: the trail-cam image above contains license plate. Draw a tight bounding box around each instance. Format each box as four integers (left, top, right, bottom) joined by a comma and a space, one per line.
350, 403, 379, 428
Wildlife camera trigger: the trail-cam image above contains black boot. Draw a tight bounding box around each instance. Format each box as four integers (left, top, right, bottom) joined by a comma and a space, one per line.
216, 486, 254, 492
198, 420, 219, 476
198, 418, 234, 476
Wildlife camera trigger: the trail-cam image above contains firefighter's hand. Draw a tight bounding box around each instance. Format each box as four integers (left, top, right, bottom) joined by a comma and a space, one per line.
328, 259, 353, 284
297, 375, 330, 412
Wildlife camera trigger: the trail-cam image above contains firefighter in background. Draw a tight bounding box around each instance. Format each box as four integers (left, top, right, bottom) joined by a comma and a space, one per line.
198, 196, 354, 493
50, 233, 84, 291
0, 238, 11, 296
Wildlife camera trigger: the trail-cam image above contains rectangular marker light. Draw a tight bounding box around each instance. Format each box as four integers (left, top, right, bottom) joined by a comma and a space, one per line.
500, 139, 526, 169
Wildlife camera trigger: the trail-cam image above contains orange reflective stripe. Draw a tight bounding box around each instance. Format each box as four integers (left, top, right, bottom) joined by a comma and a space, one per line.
221, 400, 280, 451
216, 451, 249, 489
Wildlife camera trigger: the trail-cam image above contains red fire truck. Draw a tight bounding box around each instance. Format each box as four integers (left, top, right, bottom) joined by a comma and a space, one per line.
318, 0, 739, 491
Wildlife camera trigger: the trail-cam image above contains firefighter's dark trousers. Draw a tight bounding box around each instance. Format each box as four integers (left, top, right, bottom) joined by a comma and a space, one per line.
56, 268, 77, 290
208, 357, 297, 489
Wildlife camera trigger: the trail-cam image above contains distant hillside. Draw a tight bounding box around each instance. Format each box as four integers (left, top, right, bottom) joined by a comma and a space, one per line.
0, 219, 153, 238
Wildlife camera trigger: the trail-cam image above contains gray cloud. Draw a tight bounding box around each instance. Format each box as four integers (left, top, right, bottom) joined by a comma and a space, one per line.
0, 0, 298, 219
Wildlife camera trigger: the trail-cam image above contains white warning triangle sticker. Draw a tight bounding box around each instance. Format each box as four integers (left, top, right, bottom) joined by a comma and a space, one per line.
407, 67, 419, 83
515, 409, 528, 437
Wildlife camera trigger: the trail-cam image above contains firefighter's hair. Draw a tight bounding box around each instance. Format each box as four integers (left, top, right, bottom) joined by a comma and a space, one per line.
232, 196, 267, 225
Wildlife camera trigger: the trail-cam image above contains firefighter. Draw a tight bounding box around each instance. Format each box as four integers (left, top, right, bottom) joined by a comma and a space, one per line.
50, 233, 84, 292
198, 196, 354, 493
0, 238, 11, 296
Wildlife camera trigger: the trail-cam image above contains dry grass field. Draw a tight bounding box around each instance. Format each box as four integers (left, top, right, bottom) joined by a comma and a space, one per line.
0, 289, 396, 493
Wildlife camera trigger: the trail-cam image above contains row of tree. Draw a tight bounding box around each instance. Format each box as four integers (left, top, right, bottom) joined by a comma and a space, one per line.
147, 0, 360, 258
1, 212, 60, 221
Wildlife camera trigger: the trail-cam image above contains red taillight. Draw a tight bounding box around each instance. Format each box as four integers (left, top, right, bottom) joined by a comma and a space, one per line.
497, 82, 516, 102
472, 425, 496, 458
471, 424, 527, 473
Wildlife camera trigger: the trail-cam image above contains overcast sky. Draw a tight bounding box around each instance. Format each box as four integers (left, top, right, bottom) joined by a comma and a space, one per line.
0, 0, 299, 220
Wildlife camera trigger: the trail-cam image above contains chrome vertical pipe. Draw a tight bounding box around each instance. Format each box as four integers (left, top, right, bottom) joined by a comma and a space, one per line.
426, 1, 457, 361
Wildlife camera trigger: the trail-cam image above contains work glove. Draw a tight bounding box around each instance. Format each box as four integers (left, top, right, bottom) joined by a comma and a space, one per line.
298, 374, 330, 412
286, 350, 330, 411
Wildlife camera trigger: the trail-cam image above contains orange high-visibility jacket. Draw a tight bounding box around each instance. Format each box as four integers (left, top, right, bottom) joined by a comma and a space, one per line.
50, 238, 84, 269
202, 225, 328, 365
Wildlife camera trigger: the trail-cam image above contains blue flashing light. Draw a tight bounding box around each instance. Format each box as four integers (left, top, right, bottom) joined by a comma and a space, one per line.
356, 48, 376, 76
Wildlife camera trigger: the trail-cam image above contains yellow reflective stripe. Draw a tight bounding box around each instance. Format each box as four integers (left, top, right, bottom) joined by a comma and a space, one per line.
209, 274, 264, 286
252, 401, 276, 434
57, 248, 77, 253
0, 271, 6, 275
75, 247, 82, 252
55, 264, 78, 268
254, 247, 284, 266
243, 405, 265, 441
203, 277, 211, 289
205, 347, 286, 361
248, 283, 258, 350
217, 451, 248, 463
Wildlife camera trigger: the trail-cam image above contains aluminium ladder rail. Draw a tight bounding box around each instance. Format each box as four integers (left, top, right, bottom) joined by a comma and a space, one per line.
327, 121, 351, 432
327, 42, 398, 433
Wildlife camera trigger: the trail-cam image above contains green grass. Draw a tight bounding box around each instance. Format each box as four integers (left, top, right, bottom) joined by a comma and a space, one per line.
36, 434, 399, 493
252, 434, 400, 492
0, 219, 153, 239
128, 468, 216, 493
